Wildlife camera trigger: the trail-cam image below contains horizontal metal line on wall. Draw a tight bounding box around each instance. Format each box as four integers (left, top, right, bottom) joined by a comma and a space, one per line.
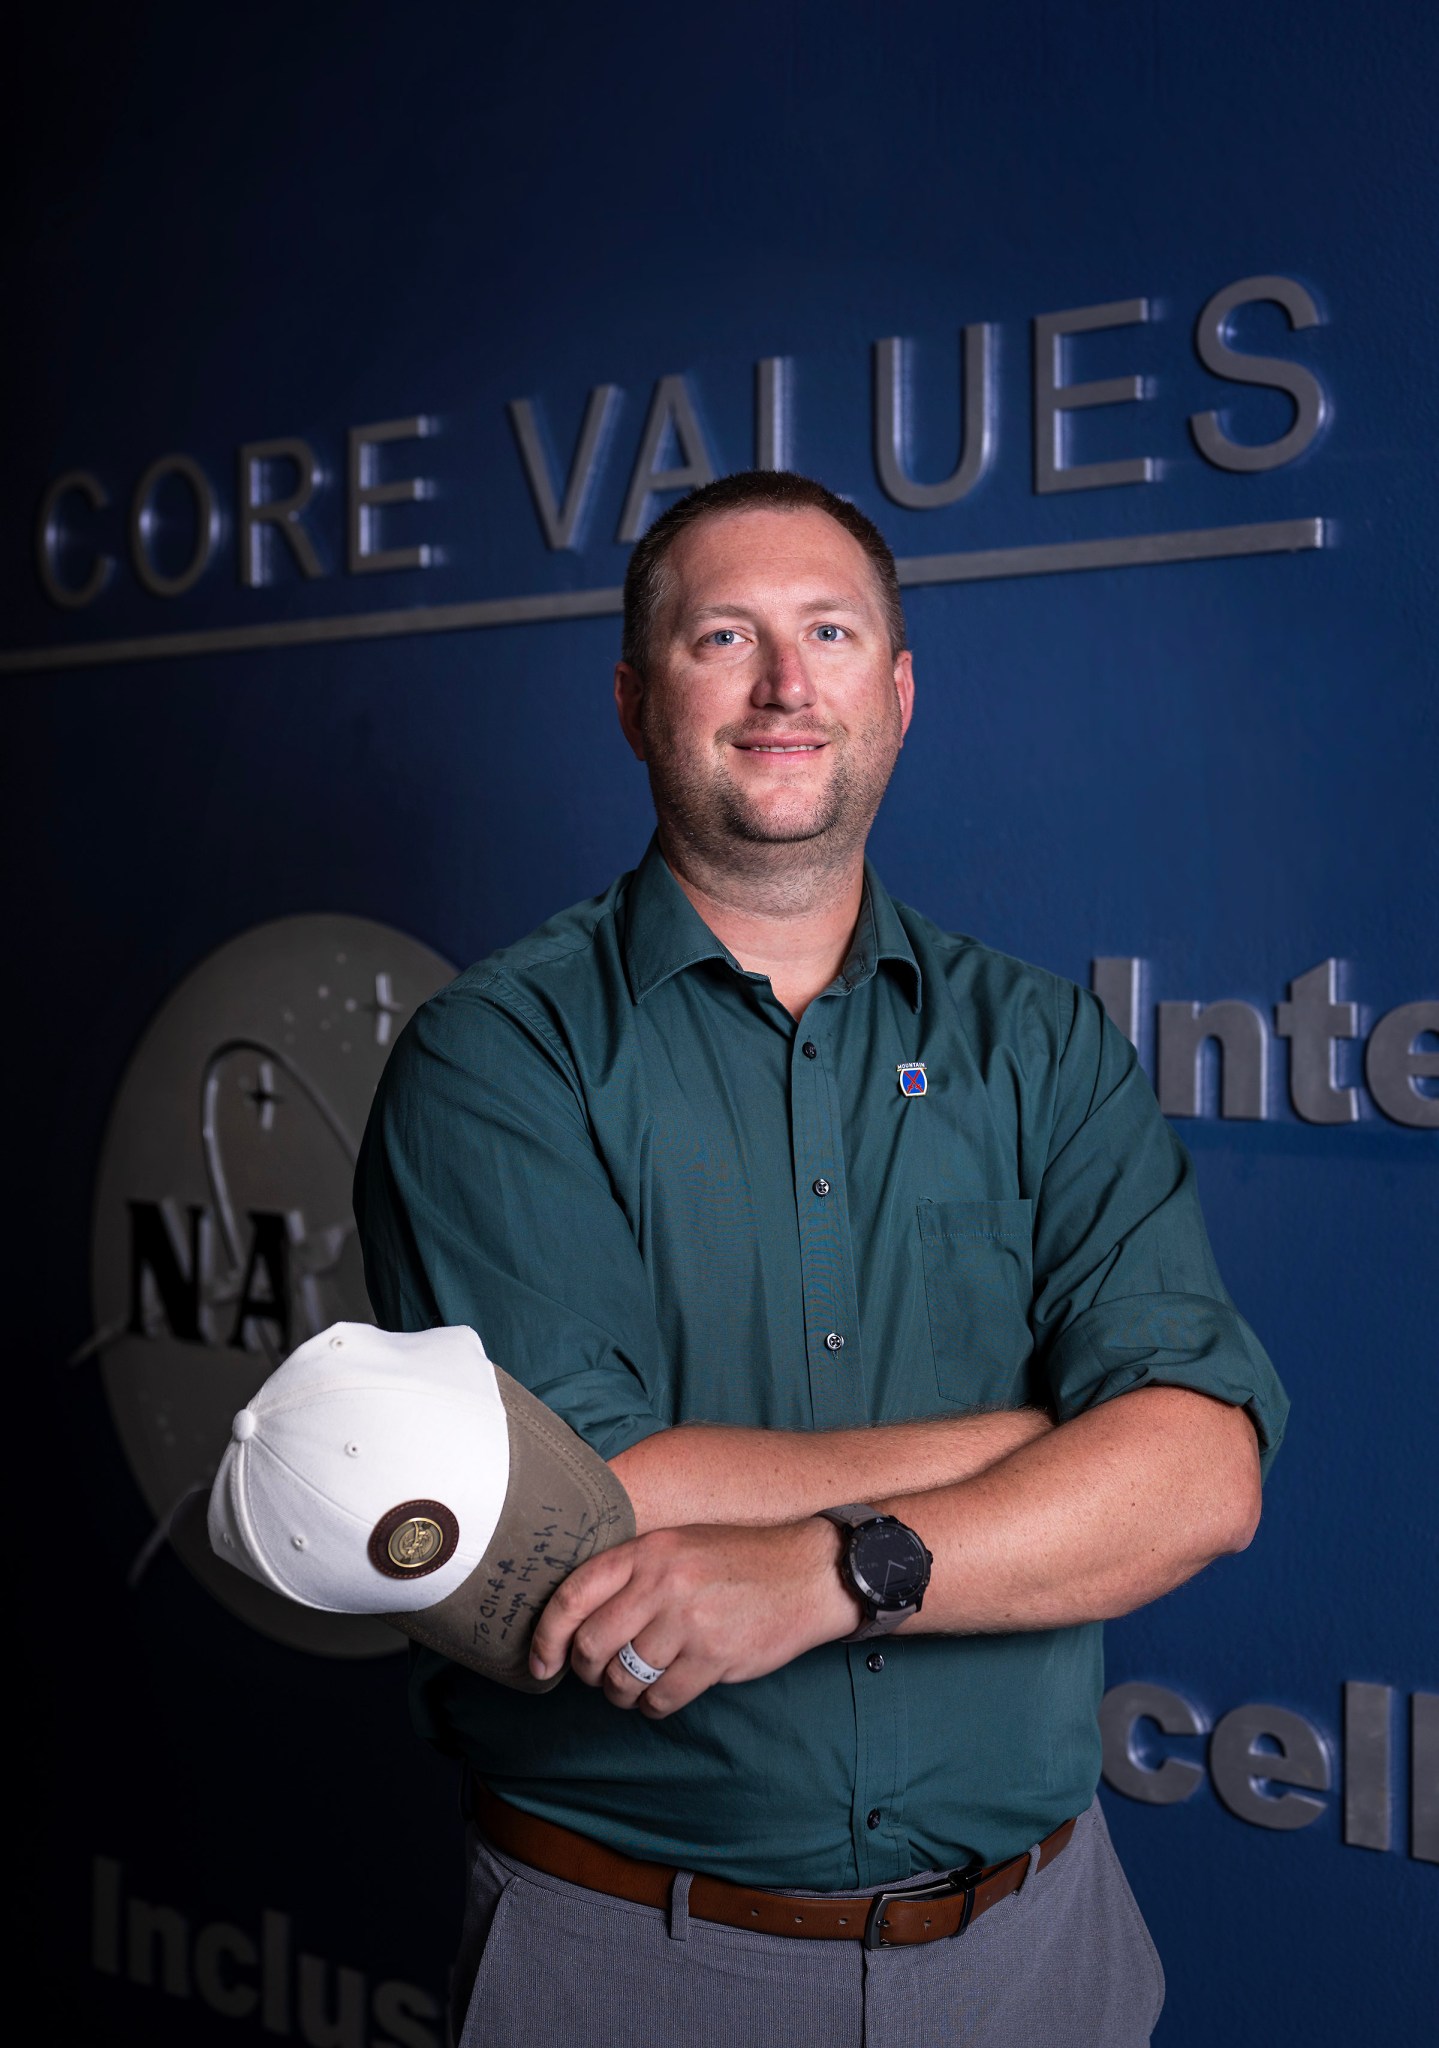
0, 517, 1325, 674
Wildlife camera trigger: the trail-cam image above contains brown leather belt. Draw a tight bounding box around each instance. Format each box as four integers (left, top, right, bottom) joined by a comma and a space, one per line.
472, 1783, 1076, 1949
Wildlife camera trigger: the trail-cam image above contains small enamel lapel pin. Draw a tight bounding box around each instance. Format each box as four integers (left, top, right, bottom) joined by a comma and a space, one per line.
897, 1063, 928, 1097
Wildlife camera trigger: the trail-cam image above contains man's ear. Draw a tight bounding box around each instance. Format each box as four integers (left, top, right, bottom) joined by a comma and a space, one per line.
894, 649, 915, 745
614, 661, 648, 762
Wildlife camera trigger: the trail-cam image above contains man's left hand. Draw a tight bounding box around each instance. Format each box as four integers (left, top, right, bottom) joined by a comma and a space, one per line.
529, 1518, 859, 1718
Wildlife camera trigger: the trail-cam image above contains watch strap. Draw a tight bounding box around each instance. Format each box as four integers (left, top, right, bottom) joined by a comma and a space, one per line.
817, 1504, 919, 1642
817, 1503, 885, 1532
847, 1603, 910, 1641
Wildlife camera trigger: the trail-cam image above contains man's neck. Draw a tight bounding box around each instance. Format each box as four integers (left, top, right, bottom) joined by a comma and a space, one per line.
657, 832, 867, 1021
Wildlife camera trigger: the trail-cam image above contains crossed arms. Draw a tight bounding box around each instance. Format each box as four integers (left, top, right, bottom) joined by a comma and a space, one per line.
529, 1385, 1262, 1717
356, 963, 1283, 1727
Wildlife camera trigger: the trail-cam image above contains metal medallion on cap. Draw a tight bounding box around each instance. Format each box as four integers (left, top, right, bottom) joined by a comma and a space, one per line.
368, 1498, 460, 1580
388, 1517, 444, 1569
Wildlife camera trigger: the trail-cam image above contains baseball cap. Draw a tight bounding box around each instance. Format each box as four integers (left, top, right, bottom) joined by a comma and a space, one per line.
207, 1321, 635, 1692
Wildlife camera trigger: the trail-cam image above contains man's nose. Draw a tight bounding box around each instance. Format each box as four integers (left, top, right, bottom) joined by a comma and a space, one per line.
750, 640, 816, 710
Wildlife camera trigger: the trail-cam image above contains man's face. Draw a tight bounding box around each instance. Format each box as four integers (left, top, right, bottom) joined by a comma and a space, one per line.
614, 507, 914, 867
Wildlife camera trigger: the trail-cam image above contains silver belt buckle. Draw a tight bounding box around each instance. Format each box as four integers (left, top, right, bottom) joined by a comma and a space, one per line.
862, 1868, 977, 1949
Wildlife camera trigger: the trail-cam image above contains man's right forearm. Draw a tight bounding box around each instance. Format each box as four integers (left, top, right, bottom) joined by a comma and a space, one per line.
609, 1407, 1052, 1536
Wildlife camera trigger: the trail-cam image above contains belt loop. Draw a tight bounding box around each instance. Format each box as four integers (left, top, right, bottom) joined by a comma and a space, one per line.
1013, 1841, 1042, 1897
669, 1869, 693, 1941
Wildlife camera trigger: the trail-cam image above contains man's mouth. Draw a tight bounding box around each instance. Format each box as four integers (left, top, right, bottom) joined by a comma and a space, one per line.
739, 742, 825, 753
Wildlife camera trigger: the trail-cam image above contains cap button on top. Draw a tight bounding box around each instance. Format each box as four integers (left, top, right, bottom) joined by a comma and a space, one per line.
232, 1410, 258, 1441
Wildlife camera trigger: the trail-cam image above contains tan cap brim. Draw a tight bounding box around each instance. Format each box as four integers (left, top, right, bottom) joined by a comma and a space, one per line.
382, 1368, 635, 1691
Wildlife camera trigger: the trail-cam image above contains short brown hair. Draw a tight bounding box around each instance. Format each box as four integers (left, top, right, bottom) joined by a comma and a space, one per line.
620, 470, 907, 674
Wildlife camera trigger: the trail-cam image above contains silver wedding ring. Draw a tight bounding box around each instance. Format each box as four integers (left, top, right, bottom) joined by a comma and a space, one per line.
617, 1640, 667, 1686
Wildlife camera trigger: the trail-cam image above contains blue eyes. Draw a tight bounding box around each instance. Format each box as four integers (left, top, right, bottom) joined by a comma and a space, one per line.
702, 625, 848, 647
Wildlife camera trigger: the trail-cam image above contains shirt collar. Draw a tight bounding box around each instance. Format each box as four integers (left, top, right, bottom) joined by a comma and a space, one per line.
622, 838, 735, 1004
848, 861, 924, 1013
621, 835, 923, 1014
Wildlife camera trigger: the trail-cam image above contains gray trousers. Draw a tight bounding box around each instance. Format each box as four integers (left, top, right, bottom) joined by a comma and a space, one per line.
450, 1799, 1164, 2048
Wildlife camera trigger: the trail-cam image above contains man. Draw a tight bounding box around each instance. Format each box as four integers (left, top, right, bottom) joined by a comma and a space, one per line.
355, 470, 1286, 2047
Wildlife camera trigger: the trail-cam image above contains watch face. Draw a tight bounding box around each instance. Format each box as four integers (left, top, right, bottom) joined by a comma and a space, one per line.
849, 1519, 931, 1609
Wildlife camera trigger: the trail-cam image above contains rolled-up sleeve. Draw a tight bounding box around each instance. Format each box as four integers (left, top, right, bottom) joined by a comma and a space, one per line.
354, 971, 668, 1460
1030, 984, 1289, 1476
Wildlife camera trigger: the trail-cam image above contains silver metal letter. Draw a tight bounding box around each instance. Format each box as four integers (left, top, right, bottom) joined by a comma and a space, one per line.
37, 470, 114, 609
508, 386, 621, 552
874, 327, 995, 508
1191, 275, 1328, 473
1209, 1703, 1330, 1830
193, 1923, 260, 2020
238, 440, 323, 587
1343, 1682, 1392, 1852
617, 376, 717, 542
1091, 957, 1144, 1051
1275, 960, 1361, 1124
1414, 1694, 1439, 1864
1157, 1000, 1270, 1119
1033, 299, 1156, 494
1364, 1001, 1439, 1129
347, 418, 433, 575
1099, 1682, 1207, 1805
92, 1855, 121, 1974
130, 455, 217, 598
755, 357, 793, 471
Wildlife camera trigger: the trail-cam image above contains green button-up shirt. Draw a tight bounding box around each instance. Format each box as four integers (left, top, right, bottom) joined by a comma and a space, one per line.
354, 839, 1286, 1887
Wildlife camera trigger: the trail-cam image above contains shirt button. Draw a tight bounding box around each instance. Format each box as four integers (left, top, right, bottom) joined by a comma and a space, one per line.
867, 1652, 885, 1673
825, 1331, 845, 1352
866, 1808, 882, 1830
802, 1041, 818, 1059
813, 1176, 831, 1197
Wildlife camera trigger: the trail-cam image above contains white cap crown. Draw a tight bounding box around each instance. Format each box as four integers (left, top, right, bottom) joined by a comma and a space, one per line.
207, 1322, 509, 1614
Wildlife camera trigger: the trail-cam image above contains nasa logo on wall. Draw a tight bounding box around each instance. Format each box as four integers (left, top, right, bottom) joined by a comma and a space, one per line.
84, 914, 454, 1657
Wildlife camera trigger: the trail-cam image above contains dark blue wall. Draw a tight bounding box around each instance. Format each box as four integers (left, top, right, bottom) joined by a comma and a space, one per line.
11, 4, 1435, 2040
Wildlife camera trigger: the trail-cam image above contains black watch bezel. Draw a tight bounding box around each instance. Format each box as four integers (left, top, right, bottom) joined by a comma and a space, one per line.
844, 1514, 933, 1615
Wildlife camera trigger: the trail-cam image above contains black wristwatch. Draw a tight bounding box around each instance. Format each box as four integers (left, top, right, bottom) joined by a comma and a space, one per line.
817, 1504, 933, 1641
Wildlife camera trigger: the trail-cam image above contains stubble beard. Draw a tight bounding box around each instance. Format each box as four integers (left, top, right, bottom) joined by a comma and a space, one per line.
643, 706, 903, 901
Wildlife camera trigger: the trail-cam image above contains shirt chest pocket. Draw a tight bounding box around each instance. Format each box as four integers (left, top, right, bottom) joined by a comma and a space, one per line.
917, 1198, 1035, 1409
